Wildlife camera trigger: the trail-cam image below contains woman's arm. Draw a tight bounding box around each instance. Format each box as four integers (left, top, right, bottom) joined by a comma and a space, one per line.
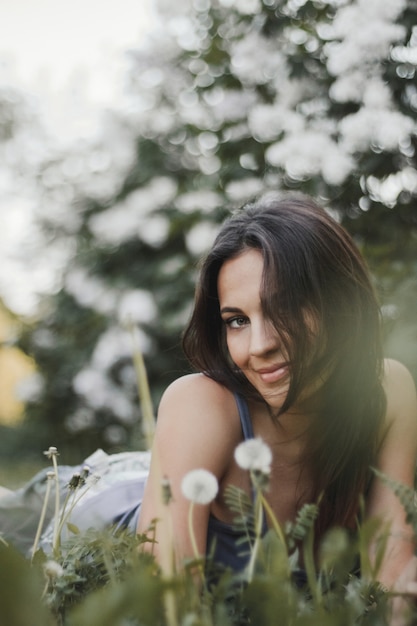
137, 374, 240, 573
366, 359, 417, 590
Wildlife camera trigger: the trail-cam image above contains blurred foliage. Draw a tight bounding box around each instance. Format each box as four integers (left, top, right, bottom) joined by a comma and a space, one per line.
0, 501, 406, 626
0, 0, 415, 461
3, 436, 417, 626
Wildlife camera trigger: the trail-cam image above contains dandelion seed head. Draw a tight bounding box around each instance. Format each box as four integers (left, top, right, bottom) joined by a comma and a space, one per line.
181, 469, 219, 505
81, 465, 91, 477
234, 438, 272, 473
44, 560, 64, 578
43, 446, 59, 459
68, 472, 84, 490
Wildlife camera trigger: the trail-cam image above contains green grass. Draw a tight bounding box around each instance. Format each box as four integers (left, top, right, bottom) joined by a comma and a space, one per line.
0, 460, 46, 490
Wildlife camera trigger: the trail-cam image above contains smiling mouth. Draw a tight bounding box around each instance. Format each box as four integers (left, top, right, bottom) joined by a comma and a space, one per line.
257, 363, 289, 384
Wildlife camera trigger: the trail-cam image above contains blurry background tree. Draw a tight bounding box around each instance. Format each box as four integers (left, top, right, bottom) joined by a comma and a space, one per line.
4, 0, 416, 462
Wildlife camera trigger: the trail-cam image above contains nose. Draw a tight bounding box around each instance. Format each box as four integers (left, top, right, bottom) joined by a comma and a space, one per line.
249, 320, 279, 357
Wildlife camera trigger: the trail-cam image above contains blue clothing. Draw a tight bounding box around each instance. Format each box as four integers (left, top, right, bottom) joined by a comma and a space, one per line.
118, 393, 259, 542
121, 392, 265, 570
204, 394, 307, 587
206, 393, 267, 572
116, 392, 266, 571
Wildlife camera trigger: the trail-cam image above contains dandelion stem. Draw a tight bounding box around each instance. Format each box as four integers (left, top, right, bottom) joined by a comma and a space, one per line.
259, 492, 288, 554
164, 588, 179, 626
31, 475, 53, 559
188, 501, 200, 561
55, 489, 73, 541
304, 524, 322, 607
158, 479, 179, 626
51, 453, 61, 557
128, 320, 156, 450
41, 579, 49, 601
56, 478, 97, 540
247, 492, 263, 582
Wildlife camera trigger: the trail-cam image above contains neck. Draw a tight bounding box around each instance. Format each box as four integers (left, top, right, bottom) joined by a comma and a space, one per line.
250, 399, 312, 448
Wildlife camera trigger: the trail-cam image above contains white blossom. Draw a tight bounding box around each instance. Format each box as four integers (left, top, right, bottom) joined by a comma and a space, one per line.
185, 221, 219, 256
197, 131, 219, 154
326, 0, 406, 77
340, 108, 414, 153
329, 71, 367, 104
266, 131, 353, 185
181, 469, 219, 504
175, 190, 222, 214
248, 104, 303, 142
65, 408, 96, 433
225, 177, 264, 202
179, 97, 213, 128
88, 177, 177, 246
198, 155, 221, 175
365, 169, 417, 207
71, 324, 151, 419
65, 268, 118, 314
73, 368, 136, 422
104, 424, 128, 445
16, 372, 44, 402
234, 438, 272, 474
321, 145, 355, 186
210, 88, 258, 125
219, 0, 261, 14
362, 79, 392, 109
92, 326, 150, 370
230, 32, 287, 86
117, 290, 157, 325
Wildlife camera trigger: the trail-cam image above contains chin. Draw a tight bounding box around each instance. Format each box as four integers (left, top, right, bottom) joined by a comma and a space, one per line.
259, 388, 289, 410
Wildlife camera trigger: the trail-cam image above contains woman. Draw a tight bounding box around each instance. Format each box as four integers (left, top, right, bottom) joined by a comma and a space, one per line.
137, 194, 417, 592
0, 194, 416, 598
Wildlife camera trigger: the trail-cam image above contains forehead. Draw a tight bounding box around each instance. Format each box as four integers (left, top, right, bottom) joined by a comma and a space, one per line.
217, 249, 264, 303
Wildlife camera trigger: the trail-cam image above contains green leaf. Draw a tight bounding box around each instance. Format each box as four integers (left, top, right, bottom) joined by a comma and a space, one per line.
67, 522, 81, 535
0, 543, 53, 626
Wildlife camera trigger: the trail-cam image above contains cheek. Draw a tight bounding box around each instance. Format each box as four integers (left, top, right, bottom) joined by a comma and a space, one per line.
225, 334, 247, 367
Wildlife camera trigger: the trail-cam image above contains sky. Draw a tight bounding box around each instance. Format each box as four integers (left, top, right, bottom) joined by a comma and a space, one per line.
0, 0, 153, 136
0, 0, 153, 316
0, 0, 152, 86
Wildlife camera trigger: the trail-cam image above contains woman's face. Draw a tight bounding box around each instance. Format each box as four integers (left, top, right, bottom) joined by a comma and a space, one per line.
217, 248, 291, 410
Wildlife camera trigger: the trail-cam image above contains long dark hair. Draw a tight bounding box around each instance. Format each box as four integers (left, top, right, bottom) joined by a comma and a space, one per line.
183, 194, 386, 535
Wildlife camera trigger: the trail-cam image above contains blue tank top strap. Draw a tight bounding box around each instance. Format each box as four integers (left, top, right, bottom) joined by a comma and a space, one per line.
233, 392, 268, 535
234, 393, 254, 440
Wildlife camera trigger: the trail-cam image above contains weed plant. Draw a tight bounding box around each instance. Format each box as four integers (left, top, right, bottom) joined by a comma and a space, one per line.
0, 349, 415, 625
0, 451, 416, 626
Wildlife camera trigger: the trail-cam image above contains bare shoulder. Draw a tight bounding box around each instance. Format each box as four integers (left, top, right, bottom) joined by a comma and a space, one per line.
158, 373, 239, 431
382, 358, 417, 426
155, 374, 242, 474
380, 359, 417, 459
159, 373, 236, 413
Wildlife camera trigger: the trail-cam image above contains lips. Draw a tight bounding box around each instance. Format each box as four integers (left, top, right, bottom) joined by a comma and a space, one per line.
257, 362, 289, 384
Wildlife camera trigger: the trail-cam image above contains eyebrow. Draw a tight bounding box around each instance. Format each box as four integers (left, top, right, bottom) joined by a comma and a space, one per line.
220, 306, 243, 315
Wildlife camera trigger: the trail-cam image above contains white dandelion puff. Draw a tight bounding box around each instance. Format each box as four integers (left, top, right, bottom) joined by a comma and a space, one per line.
234, 438, 272, 474
43, 560, 64, 579
181, 469, 219, 505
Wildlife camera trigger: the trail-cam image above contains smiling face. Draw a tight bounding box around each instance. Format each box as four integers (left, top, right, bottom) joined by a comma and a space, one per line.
218, 248, 291, 410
